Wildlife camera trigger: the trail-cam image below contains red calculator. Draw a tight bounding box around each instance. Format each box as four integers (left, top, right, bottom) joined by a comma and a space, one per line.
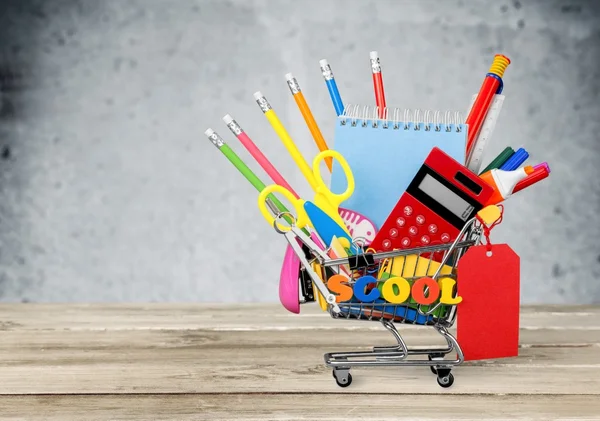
371, 147, 494, 253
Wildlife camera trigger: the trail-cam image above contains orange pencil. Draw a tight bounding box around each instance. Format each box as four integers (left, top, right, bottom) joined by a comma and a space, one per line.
285, 73, 333, 172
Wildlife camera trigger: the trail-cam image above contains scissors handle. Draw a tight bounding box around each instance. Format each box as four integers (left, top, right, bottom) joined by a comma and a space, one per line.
312, 150, 354, 205
258, 184, 309, 232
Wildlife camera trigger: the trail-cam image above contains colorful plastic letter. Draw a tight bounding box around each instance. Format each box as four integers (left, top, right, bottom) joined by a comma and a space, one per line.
353, 275, 380, 303
327, 274, 353, 303
438, 277, 462, 305
411, 277, 440, 305
380, 277, 411, 304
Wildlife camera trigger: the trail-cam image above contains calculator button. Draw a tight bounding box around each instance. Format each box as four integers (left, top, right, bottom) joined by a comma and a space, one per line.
382, 239, 392, 249
389, 228, 398, 238
401, 237, 411, 247
396, 217, 406, 227
421, 235, 430, 245
428, 224, 438, 234
403, 206, 413, 216
441, 233, 451, 243
408, 226, 418, 236
416, 215, 426, 225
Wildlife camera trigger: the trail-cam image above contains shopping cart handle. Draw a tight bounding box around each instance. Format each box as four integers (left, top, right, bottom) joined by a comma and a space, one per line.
477, 205, 502, 225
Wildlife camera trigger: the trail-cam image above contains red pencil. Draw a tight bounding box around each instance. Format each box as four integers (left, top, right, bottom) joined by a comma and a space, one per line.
465, 55, 511, 159
370, 51, 386, 119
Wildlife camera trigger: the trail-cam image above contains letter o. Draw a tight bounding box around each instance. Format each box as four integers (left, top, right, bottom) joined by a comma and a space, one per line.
411, 277, 440, 305
380, 277, 411, 304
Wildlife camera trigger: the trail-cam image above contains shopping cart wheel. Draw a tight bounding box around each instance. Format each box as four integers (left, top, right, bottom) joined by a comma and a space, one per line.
436, 373, 454, 388
428, 353, 445, 375
332, 369, 352, 388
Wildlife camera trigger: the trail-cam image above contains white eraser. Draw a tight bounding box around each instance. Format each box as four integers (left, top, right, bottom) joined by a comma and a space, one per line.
253, 91, 263, 100
222, 114, 233, 124
285, 72, 294, 81
204, 128, 214, 137
369, 51, 379, 60
319, 59, 328, 67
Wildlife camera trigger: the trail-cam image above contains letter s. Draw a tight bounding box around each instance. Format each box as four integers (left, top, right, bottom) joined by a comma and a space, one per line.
327, 274, 353, 303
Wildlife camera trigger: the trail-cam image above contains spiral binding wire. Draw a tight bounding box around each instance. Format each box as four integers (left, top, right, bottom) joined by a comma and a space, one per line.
339, 104, 463, 133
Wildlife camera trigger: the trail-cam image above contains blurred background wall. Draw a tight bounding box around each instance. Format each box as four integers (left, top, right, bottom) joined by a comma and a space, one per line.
0, 0, 598, 303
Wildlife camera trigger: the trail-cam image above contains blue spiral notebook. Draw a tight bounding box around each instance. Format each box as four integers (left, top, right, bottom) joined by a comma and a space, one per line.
330, 106, 467, 228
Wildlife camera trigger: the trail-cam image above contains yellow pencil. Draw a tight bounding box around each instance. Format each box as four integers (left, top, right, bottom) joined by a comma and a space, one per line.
253, 91, 318, 191
285, 73, 332, 172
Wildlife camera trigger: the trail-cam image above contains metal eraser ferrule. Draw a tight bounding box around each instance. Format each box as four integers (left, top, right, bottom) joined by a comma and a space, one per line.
370, 57, 381, 73
226, 119, 242, 136
286, 77, 301, 94
206, 130, 224, 148
321, 64, 334, 80
256, 96, 272, 113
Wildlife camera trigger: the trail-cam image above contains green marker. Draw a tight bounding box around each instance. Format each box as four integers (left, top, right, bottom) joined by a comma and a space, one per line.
205, 128, 298, 230
479, 146, 515, 174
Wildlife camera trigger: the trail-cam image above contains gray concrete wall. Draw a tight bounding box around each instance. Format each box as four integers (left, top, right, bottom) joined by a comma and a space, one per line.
0, 0, 599, 303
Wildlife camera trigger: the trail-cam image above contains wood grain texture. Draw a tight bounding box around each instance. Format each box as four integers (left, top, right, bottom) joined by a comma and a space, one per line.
0, 395, 598, 421
0, 304, 599, 420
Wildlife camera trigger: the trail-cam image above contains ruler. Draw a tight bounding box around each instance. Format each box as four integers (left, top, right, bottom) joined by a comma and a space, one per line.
465, 94, 505, 174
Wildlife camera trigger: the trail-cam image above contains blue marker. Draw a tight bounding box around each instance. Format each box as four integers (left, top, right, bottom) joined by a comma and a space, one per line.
320, 59, 344, 116
500, 147, 529, 171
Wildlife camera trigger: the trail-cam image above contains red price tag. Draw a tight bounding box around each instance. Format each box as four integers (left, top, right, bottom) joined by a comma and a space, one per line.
457, 243, 520, 361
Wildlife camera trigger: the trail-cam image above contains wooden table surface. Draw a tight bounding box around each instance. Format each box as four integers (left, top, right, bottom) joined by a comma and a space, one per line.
0, 304, 599, 420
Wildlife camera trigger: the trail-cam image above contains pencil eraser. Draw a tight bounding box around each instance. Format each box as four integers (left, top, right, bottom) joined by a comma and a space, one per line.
204, 128, 214, 137
285, 73, 294, 81
222, 114, 234, 125
253, 91, 263, 100
319, 59, 328, 67
369, 51, 379, 60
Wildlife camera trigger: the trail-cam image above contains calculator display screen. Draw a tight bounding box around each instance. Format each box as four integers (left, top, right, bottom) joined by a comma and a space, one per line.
418, 174, 474, 221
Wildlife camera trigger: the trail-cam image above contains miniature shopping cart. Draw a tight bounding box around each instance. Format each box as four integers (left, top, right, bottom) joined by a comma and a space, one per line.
270, 205, 500, 389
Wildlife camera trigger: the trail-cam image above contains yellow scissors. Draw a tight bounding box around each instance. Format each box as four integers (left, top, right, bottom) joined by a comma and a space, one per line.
257, 149, 355, 235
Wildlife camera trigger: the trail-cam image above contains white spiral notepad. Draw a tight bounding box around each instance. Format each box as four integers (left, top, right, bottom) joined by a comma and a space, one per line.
330, 105, 468, 228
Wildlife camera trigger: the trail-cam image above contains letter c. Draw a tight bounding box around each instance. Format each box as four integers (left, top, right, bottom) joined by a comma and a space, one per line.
353, 275, 380, 303
327, 274, 353, 303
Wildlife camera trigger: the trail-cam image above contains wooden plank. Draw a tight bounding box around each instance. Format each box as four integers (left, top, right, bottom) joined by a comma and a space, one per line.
1, 328, 599, 352
1, 304, 599, 331
0, 330, 598, 394
0, 394, 598, 420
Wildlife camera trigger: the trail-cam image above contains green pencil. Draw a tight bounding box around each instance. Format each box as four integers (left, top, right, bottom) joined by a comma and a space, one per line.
205, 128, 297, 229
479, 146, 515, 174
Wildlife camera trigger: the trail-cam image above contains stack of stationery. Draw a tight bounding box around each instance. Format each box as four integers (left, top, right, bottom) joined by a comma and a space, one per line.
203, 52, 551, 381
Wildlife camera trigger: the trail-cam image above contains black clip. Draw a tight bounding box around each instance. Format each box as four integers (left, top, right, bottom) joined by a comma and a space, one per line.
348, 253, 375, 271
